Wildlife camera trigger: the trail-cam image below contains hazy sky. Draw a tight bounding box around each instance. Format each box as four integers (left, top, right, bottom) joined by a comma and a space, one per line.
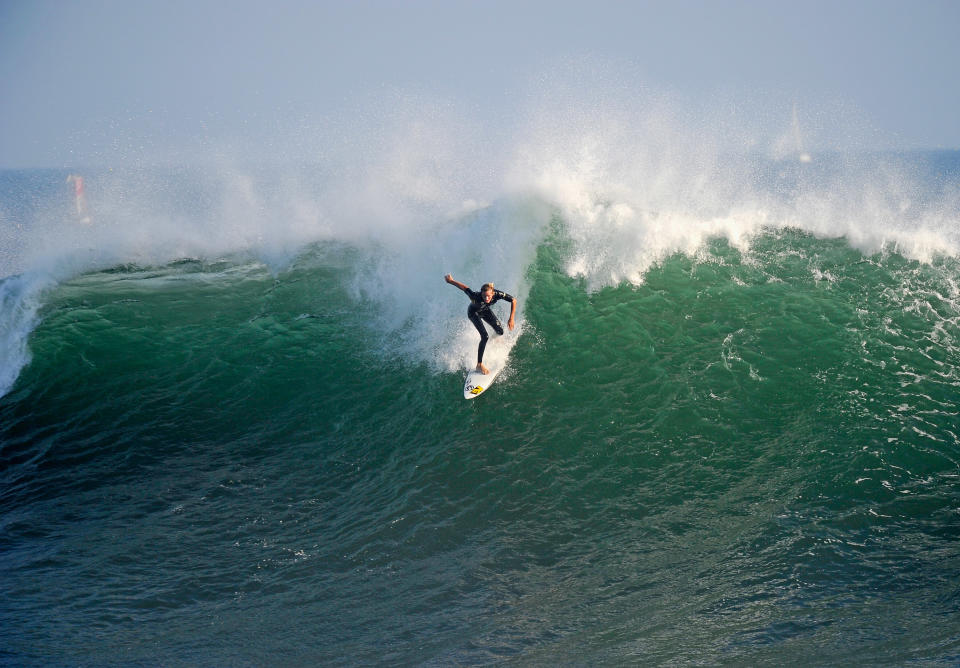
1, 0, 958, 168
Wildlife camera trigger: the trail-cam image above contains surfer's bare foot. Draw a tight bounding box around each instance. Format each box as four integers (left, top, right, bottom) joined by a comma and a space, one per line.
477, 363, 490, 375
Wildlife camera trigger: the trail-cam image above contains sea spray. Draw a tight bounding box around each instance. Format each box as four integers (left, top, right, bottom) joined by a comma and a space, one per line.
503, 82, 960, 289
2, 85, 958, 396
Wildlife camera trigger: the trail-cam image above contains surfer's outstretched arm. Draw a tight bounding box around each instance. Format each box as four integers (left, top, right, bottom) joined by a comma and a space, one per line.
508, 297, 517, 330
444, 274, 469, 291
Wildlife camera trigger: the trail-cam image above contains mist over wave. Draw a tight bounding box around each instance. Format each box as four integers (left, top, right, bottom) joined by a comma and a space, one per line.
9, 84, 959, 278
1, 79, 959, 396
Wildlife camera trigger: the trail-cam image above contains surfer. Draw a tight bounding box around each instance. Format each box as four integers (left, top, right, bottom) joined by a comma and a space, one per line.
445, 274, 517, 375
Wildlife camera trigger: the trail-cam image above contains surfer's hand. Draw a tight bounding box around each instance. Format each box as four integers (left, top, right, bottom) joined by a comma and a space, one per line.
508, 317, 515, 331
444, 274, 453, 284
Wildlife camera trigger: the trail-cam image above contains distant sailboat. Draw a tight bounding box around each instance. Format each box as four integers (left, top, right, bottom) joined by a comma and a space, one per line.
792, 103, 812, 163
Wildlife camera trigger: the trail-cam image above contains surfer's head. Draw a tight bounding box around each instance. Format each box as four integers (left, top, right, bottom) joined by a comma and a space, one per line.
481, 283, 495, 302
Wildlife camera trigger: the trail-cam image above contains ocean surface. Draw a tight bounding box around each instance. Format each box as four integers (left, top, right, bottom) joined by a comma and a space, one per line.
2, 148, 960, 665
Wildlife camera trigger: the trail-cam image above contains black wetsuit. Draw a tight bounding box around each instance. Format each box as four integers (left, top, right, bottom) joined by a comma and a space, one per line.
461, 286, 515, 364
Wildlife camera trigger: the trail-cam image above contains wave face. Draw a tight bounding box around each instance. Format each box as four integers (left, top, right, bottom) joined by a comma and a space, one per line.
2, 149, 960, 664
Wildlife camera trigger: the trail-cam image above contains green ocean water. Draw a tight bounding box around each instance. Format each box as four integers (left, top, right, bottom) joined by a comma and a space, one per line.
3, 210, 960, 664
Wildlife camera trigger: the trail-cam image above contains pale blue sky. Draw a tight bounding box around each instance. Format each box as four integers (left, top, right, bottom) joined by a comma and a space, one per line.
1, 0, 958, 168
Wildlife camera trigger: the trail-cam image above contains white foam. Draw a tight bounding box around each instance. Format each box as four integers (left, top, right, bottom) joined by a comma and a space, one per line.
501, 85, 959, 290
0, 272, 55, 397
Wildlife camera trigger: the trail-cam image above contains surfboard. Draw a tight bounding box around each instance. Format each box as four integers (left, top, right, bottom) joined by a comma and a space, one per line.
463, 364, 501, 399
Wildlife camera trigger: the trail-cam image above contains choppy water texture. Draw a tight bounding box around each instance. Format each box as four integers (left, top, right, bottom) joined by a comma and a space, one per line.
2, 154, 960, 665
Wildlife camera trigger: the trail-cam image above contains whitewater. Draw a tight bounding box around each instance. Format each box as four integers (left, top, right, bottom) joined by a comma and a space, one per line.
2, 91, 960, 664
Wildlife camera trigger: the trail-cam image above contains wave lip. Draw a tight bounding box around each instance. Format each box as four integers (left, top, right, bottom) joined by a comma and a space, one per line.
0, 272, 53, 398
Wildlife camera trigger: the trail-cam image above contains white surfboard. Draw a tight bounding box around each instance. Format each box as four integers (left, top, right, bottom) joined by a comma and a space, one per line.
463, 363, 501, 399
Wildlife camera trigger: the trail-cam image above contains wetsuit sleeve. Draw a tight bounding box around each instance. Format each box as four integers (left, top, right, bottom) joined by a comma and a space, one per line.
496, 290, 514, 303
